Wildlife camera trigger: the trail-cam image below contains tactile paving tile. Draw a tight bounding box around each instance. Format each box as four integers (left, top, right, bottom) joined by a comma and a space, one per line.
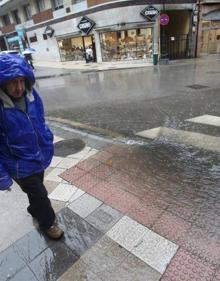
152, 211, 191, 245
183, 225, 220, 266
92, 151, 113, 163
76, 158, 101, 172
105, 188, 141, 214
128, 201, 164, 228
88, 181, 117, 202
167, 202, 195, 222
73, 173, 104, 192
59, 167, 86, 183
90, 164, 115, 180
160, 249, 215, 281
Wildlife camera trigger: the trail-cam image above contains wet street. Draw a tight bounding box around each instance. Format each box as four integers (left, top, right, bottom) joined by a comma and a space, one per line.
1, 57, 220, 280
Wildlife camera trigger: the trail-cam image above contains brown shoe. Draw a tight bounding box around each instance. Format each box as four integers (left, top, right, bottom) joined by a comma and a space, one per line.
45, 224, 64, 240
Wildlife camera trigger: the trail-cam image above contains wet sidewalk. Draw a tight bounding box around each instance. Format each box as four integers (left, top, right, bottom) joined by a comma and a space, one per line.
34, 59, 153, 74
1, 123, 220, 281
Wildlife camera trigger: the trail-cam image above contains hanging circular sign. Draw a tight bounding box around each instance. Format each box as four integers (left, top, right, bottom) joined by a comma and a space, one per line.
160, 14, 170, 26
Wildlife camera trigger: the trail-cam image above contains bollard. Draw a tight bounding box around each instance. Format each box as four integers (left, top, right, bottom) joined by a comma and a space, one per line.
153, 54, 158, 65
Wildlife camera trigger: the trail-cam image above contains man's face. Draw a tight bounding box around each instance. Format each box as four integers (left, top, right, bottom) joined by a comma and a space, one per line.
4, 77, 25, 99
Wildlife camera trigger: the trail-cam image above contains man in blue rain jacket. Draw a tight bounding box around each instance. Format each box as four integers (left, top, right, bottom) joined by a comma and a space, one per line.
0, 54, 63, 239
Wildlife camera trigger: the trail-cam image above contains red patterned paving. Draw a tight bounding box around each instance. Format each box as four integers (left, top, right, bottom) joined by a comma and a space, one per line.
128, 201, 164, 228
152, 211, 192, 245
161, 249, 216, 281
60, 143, 220, 274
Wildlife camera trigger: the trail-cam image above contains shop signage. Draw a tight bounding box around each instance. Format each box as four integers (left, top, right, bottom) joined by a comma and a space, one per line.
160, 14, 169, 26
43, 26, 55, 39
140, 6, 160, 21
77, 16, 95, 35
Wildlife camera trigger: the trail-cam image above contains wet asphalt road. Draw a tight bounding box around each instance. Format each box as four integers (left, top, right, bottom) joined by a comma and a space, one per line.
36, 57, 220, 136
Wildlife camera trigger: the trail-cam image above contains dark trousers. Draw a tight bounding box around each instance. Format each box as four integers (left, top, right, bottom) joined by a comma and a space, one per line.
15, 172, 55, 230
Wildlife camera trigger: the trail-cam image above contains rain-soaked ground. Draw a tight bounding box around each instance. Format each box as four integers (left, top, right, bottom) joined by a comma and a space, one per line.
4, 58, 215, 279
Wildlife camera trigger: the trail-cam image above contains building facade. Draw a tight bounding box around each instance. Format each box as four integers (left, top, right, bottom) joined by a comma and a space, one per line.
0, 0, 197, 63
197, 0, 220, 55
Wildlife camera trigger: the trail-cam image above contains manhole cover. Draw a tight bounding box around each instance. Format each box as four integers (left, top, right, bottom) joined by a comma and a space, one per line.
54, 139, 85, 157
186, 84, 209, 90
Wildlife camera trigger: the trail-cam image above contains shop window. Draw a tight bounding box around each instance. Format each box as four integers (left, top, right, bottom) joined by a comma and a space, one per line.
100, 28, 152, 61
36, 0, 45, 12
52, 0, 64, 10
12, 10, 21, 24
58, 37, 84, 61
2, 14, 11, 26
23, 4, 32, 21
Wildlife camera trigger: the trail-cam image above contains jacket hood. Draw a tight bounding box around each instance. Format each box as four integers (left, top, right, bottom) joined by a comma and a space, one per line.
0, 54, 35, 86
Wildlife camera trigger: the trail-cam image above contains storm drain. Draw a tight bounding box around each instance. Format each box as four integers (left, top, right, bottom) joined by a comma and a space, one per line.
54, 139, 85, 157
186, 84, 209, 90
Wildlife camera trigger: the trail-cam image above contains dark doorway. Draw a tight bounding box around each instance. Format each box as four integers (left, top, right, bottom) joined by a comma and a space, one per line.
160, 10, 192, 60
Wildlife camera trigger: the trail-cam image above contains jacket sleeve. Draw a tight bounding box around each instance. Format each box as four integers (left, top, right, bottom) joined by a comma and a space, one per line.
0, 161, 13, 190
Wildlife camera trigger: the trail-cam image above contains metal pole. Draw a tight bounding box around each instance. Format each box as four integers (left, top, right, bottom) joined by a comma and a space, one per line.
195, 0, 201, 58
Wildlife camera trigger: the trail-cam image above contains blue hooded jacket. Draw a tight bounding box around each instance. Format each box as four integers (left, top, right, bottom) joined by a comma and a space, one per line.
0, 54, 54, 190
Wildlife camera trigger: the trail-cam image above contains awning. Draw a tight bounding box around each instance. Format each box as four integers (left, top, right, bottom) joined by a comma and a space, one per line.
202, 10, 220, 21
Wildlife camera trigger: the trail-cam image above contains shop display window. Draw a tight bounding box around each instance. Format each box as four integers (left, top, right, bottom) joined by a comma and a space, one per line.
58, 37, 84, 61
58, 36, 94, 61
100, 28, 152, 61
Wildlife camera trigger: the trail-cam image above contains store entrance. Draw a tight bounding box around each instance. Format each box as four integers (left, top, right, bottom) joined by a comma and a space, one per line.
82, 35, 96, 62
58, 35, 96, 62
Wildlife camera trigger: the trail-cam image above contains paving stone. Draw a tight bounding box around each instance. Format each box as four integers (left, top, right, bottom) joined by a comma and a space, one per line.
58, 259, 102, 281
49, 183, 79, 202
57, 157, 81, 169
57, 208, 103, 255
68, 147, 98, 160
100, 253, 161, 281
86, 204, 123, 233
88, 180, 116, 202
90, 164, 115, 179
128, 201, 164, 228
45, 168, 66, 182
74, 173, 104, 192
152, 211, 191, 245
68, 193, 102, 218
167, 202, 195, 222
81, 236, 129, 276
44, 180, 60, 194
60, 167, 86, 184
161, 249, 216, 281
50, 156, 64, 168
13, 229, 50, 263
183, 225, 220, 266
10, 266, 38, 281
107, 216, 148, 251
29, 242, 78, 281
214, 269, 220, 281
51, 200, 66, 213
92, 151, 113, 163
105, 188, 141, 214
68, 188, 85, 203
76, 158, 101, 172
0, 246, 26, 281
45, 167, 55, 178
132, 229, 178, 274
